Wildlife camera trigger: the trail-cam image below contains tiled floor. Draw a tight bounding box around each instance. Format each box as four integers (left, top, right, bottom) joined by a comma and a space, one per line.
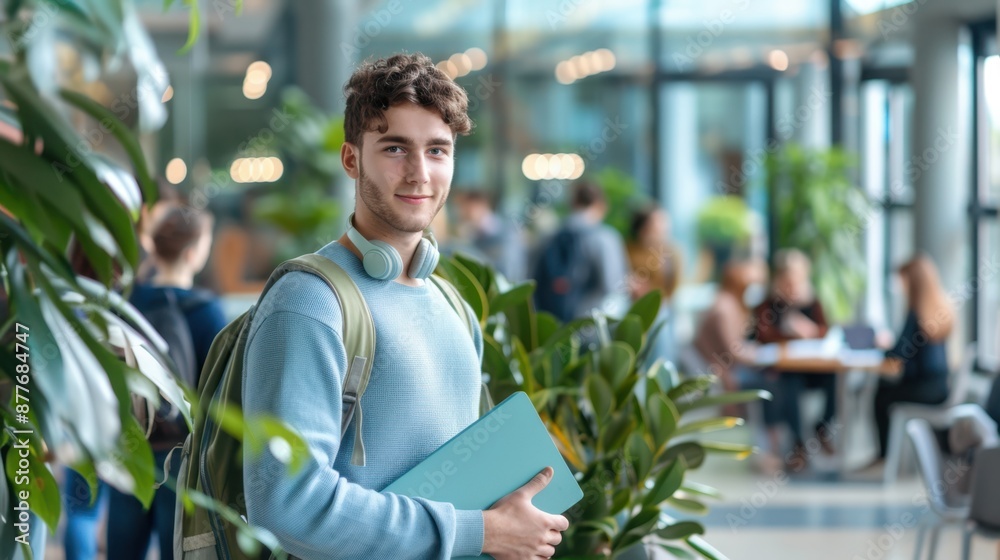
650, 420, 1000, 560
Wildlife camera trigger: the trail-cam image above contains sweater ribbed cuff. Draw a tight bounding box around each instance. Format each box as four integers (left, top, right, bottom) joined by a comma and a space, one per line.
453, 509, 485, 557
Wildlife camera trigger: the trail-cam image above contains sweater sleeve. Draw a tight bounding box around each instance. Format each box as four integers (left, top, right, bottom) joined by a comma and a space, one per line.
242, 310, 484, 559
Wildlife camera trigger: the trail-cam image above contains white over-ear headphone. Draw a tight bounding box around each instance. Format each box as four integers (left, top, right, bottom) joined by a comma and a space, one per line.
346, 213, 440, 281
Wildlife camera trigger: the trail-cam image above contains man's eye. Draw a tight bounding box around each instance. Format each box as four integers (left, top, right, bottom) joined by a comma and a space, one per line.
386, 146, 404, 153
429, 148, 446, 156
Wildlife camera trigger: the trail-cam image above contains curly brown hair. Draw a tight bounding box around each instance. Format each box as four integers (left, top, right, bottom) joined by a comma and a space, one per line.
343, 53, 473, 146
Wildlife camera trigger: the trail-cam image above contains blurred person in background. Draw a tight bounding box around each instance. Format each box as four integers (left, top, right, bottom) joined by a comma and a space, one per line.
871, 255, 955, 465
627, 204, 682, 365
532, 181, 630, 323
452, 189, 526, 282
107, 205, 227, 560
692, 259, 786, 470
136, 180, 183, 282
753, 249, 837, 462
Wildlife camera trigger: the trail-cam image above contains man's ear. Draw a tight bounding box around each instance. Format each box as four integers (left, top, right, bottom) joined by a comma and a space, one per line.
341, 142, 361, 179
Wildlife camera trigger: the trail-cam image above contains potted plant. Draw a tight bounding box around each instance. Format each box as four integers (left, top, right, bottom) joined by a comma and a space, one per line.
765, 143, 870, 323
694, 196, 755, 280
435, 255, 769, 559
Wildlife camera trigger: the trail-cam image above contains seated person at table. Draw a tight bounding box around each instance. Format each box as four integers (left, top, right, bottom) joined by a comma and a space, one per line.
872, 255, 954, 462
693, 259, 787, 467
753, 249, 836, 459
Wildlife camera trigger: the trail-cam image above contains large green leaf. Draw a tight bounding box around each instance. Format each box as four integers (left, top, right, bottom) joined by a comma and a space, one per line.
667, 376, 716, 404
453, 252, 493, 295
586, 373, 613, 426
648, 394, 679, 450
658, 442, 706, 470
598, 410, 634, 455
675, 390, 772, 415
627, 432, 653, 482
626, 289, 661, 331
667, 496, 709, 515
0, 66, 139, 269
512, 337, 533, 395
437, 258, 487, 325
98, 417, 155, 507
613, 314, 643, 355
673, 417, 744, 438
699, 441, 756, 459
598, 342, 633, 389
59, 89, 158, 203
643, 456, 686, 507
656, 521, 705, 540
487, 281, 534, 316
679, 481, 723, 500
535, 312, 559, 348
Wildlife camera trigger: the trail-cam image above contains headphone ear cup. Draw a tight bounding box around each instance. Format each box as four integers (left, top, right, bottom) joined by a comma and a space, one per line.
364, 240, 403, 280
409, 238, 439, 280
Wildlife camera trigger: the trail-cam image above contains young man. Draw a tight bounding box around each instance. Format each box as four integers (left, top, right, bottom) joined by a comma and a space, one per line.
241, 53, 568, 559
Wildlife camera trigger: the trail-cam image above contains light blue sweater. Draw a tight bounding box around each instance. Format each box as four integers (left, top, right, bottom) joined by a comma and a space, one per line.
242, 241, 485, 559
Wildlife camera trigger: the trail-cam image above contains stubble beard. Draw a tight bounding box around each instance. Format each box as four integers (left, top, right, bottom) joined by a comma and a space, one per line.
357, 164, 446, 234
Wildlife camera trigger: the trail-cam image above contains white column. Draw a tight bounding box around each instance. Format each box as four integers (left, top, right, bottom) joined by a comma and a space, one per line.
910, 16, 973, 344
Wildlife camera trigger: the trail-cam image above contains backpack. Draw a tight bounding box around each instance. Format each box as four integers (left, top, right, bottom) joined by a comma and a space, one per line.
132, 287, 212, 449
533, 227, 589, 323
174, 254, 482, 560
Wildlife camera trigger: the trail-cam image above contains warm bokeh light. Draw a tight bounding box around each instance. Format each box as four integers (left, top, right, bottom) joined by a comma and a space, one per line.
768, 50, 790, 72
247, 60, 272, 81
165, 158, 187, 184
450, 53, 472, 77
465, 47, 488, 71
521, 153, 585, 180
243, 79, 267, 100
556, 49, 615, 84
555, 61, 576, 84
230, 157, 284, 183
161, 85, 174, 103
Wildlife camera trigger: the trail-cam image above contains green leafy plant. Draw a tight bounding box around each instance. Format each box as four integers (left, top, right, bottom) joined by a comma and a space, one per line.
252, 87, 344, 263
766, 143, 870, 322
435, 254, 769, 559
0, 2, 297, 558
695, 196, 754, 250
593, 167, 647, 239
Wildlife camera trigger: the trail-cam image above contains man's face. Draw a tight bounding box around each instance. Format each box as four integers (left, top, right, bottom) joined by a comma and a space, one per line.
344, 103, 455, 234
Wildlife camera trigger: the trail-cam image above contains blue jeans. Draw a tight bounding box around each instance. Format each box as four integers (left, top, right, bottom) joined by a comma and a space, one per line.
62, 467, 107, 560
106, 448, 182, 560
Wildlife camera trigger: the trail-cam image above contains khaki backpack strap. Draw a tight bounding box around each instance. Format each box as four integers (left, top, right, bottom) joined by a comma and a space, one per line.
428, 275, 493, 416
278, 255, 375, 467
429, 274, 476, 334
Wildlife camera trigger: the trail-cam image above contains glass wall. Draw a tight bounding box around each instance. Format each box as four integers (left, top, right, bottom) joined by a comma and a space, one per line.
976, 33, 1000, 370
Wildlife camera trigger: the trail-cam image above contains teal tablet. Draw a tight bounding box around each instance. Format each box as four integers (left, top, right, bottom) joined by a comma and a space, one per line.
383, 391, 584, 559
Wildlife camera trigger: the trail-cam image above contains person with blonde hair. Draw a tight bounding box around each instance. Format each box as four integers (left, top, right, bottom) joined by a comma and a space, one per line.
872, 254, 955, 461
753, 248, 837, 463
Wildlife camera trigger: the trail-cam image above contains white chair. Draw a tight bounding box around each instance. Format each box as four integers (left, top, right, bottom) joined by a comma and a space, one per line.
961, 446, 1000, 559
906, 418, 970, 560
884, 342, 978, 484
